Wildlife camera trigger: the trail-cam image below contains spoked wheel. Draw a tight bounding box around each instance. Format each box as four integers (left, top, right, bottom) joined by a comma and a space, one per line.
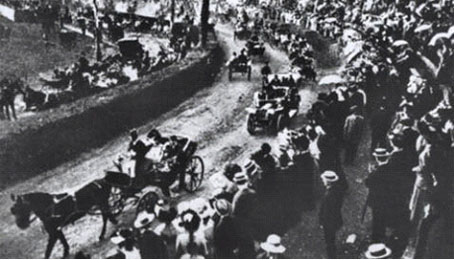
108, 187, 125, 217
184, 156, 205, 192
136, 191, 160, 215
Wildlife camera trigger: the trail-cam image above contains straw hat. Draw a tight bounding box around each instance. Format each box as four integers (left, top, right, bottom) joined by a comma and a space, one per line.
233, 172, 249, 184
372, 148, 391, 157
364, 243, 392, 259
133, 210, 155, 229
321, 171, 339, 184
213, 199, 232, 216
260, 234, 286, 254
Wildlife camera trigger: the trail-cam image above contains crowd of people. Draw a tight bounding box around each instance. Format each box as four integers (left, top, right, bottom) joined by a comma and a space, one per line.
106, 0, 454, 258
240, 0, 454, 258
0, 0, 205, 114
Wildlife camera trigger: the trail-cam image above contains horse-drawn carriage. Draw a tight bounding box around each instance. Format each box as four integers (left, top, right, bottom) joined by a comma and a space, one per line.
246, 86, 300, 135
105, 137, 204, 215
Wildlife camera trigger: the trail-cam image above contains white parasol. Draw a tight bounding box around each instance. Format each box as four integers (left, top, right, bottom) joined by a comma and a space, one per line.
319, 75, 346, 85
428, 32, 449, 46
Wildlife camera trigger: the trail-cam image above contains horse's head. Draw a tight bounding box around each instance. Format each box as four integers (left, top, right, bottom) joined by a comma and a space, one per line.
10, 194, 33, 229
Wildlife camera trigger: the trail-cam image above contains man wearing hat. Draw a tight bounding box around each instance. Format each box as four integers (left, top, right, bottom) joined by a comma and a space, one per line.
343, 105, 365, 164
213, 199, 238, 258
364, 243, 392, 259
232, 172, 257, 258
258, 234, 287, 259
133, 210, 169, 259
250, 143, 277, 175
365, 146, 412, 244
319, 170, 345, 258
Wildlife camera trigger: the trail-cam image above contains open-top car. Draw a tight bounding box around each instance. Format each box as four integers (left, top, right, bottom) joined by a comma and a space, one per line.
246, 35, 266, 56
117, 37, 145, 62
246, 86, 301, 135
228, 58, 252, 81
267, 71, 303, 88
234, 23, 252, 40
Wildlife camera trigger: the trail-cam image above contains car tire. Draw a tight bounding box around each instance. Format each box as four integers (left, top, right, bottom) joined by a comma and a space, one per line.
247, 114, 256, 135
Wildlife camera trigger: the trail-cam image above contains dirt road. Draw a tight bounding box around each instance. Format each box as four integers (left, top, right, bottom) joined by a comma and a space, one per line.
0, 23, 321, 258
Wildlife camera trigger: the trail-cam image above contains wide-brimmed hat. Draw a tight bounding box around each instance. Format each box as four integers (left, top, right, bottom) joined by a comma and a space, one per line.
321, 171, 339, 184
213, 199, 232, 216
372, 148, 390, 157
364, 243, 392, 259
260, 234, 286, 254
134, 210, 155, 229
244, 159, 260, 177
233, 172, 249, 184
180, 209, 201, 233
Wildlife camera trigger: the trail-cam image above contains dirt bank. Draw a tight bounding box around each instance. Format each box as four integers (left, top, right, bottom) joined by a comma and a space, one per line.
0, 44, 224, 189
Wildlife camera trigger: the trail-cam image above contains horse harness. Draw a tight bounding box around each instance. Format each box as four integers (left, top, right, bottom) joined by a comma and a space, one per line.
49, 181, 104, 224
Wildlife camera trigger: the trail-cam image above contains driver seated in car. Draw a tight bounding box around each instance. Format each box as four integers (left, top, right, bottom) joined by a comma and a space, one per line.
269, 75, 281, 86
237, 49, 249, 64
247, 35, 260, 49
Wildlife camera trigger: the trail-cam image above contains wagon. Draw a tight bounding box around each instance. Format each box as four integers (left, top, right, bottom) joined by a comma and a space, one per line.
105, 138, 204, 216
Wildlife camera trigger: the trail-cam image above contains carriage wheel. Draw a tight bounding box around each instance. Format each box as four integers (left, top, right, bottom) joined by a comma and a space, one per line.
136, 191, 160, 215
184, 156, 204, 192
108, 187, 125, 217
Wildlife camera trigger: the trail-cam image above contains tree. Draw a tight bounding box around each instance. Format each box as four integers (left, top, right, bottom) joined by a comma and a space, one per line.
170, 0, 175, 23
201, 0, 210, 47
92, 0, 102, 61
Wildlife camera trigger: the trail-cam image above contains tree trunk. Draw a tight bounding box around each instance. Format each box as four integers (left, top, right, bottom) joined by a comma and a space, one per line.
201, 0, 210, 47
170, 0, 175, 23
93, 0, 102, 61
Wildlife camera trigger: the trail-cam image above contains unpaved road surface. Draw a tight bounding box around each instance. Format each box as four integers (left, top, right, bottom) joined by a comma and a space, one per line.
6, 23, 447, 259
0, 23, 320, 258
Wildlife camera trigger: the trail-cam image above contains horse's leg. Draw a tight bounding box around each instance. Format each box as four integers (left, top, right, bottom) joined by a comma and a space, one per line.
10, 103, 17, 120
4, 105, 10, 120
57, 231, 70, 258
99, 213, 108, 241
44, 234, 57, 259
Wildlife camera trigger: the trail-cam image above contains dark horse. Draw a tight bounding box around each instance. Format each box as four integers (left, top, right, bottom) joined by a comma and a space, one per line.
10, 179, 117, 258
0, 77, 25, 120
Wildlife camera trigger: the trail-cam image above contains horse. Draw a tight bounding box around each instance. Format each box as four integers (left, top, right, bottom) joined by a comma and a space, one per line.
10, 179, 118, 258
0, 77, 25, 120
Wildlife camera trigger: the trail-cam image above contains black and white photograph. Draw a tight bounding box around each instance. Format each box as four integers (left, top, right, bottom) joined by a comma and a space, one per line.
0, 0, 453, 258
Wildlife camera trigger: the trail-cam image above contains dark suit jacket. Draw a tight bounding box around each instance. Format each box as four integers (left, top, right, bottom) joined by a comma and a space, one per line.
213, 216, 238, 258
139, 230, 168, 259
319, 185, 344, 231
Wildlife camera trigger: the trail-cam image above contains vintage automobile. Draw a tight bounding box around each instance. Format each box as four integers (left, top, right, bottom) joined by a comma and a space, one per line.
234, 23, 252, 41
117, 37, 145, 62
246, 36, 266, 56
228, 59, 252, 81
266, 71, 303, 88
246, 86, 300, 135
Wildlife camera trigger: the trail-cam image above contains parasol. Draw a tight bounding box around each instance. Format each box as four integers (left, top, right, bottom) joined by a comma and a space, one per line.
428, 32, 449, 46
414, 23, 432, 33
392, 40, 409, 47
447, 25, 454, 38
319, 75, 346, 85
324, 17, 337, 23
